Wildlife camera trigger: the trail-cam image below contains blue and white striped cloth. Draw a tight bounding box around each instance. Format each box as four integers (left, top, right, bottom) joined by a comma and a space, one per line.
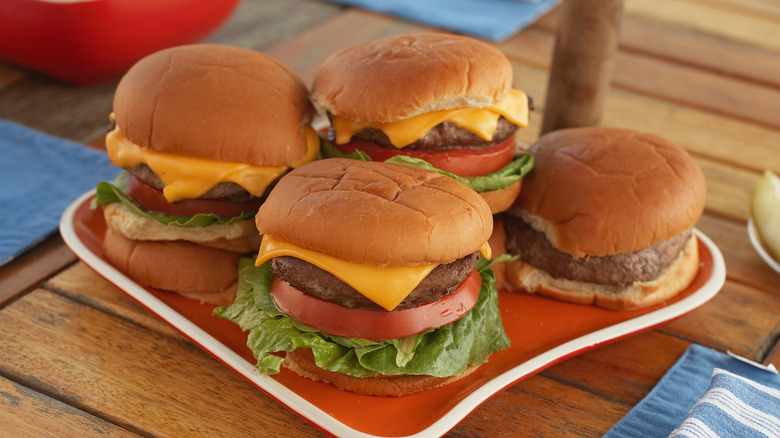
605, 344, 780, 438
670, 369, 780, 438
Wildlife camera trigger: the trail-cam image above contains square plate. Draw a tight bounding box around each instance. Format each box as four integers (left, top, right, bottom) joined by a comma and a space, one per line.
61, 190, 725, 437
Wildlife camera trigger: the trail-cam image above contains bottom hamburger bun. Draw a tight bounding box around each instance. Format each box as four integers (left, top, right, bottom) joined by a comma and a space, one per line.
103, 228, 241, 306
283, 349, 480, 397
104, 203, 261, 253
479, 180, 522, 214
504, 234, 700, 311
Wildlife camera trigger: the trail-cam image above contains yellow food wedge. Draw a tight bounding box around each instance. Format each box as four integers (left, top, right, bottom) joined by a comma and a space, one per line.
751, 170, 780, 260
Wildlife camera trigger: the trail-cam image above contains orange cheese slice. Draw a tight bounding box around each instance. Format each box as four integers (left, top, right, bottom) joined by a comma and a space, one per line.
105, 125, 319, 202
332, 89, 529, 148
256, 236, 492, 311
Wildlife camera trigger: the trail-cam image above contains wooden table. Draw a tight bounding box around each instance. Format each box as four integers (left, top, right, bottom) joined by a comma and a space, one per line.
2, 1, 779, 436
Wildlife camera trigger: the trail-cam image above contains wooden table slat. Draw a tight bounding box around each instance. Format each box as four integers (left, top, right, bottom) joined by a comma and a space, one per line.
0, 375, 139, 437
0, 289, 322, 437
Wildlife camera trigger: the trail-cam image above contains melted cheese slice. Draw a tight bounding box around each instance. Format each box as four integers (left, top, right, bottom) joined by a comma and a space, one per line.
332, 89, 529, 148
256, 235, 492, 311
105, 125, 319, 202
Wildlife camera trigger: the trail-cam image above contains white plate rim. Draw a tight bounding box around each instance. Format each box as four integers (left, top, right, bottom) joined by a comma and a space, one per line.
60, 189, 727, 438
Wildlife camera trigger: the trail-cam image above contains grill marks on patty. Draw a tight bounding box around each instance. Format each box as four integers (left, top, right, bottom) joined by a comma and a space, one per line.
503, 215, 692, 287
270, 252, 480, 311
332, 116, 520, 151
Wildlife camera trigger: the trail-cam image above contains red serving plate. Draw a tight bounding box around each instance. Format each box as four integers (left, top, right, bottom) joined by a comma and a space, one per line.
60, 191, 726, 437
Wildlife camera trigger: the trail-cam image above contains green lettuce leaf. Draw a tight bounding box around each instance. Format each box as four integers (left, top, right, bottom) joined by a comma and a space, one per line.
319, 138, 372, 161
320, 138, 534, 193
214, 258, 510, 378
91, 172, 255, 227
384, 154, 534, 193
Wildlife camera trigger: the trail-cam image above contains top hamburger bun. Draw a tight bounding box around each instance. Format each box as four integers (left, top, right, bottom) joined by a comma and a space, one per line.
311, 33, 513, 123
503, 127, 707, 310
518, 127, 706, 258
255, 157, 493, 266
113, 43, 314, 166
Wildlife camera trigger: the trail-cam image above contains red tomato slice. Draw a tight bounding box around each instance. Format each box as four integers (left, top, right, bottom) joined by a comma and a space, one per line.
335, 137, 516, 177
270, 269, 482, 342
126, 174, 262, 218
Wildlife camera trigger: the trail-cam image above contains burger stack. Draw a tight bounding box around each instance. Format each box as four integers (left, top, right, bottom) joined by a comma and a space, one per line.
500, 127, 706, 310
310, 33, 535, 214
94, 44, 318, 305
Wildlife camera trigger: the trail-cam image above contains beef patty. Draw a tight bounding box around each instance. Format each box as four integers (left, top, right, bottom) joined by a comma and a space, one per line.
503, 215, 692, 287
329, 116, 520, 151
270, 252, 480, 311
126, 164, 265, 203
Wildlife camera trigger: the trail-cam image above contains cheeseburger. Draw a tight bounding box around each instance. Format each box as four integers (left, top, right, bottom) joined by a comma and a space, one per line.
310, 33, 534, 214
93, 44, 318, 305
216, 158, 510, 396
502, 127, 706, 310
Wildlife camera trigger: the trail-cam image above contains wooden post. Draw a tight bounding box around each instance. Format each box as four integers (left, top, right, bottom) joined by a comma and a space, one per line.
541, 0, 624, 134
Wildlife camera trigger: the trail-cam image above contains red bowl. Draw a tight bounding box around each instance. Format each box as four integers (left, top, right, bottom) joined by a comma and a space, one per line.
0, 0, 241, 85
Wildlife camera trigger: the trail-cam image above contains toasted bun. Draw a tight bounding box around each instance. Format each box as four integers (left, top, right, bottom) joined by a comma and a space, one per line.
283, 349, 479, 397
103, 228, 240, 306
113, 44, 314, 166
311, 34, 513, 123
504, 234, 700, 310
515, 127, 706, 258
255, 158, 493, 266
480, 180, 522, 214
103, 203, 260, 253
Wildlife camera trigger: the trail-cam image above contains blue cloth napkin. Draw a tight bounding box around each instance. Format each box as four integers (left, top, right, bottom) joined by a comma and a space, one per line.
605, 344, 780, 438
324, 0, 561, 42
0, 119, 120, 266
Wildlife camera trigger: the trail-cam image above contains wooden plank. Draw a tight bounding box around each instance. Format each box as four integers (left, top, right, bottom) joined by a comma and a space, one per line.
503, 19, 780, 131
611, 51, 780, 131
531, 4, 780, 89
205, 0, 343, 51
0, 78, 116, 144
697, 158, 759, 223
766, 339, 780, 367
601, 89, 780, 175
45, 262, 182, 339
0, 235, 76, 307
541, 331, 691, 405
625, 0, 780, 52
615, 16, 780, 88
452, 373, 630, 437
699, 0, 780, 19
660, 279, 780, 361
696, 214, 780, 295
0, 289, 323, 437
0, 376, 138, 437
